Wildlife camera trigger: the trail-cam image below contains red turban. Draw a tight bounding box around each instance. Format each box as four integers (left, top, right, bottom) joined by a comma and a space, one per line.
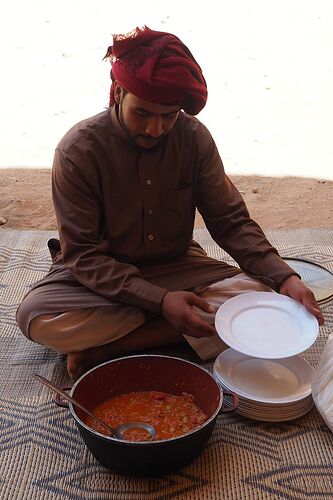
104, 26, 208, 115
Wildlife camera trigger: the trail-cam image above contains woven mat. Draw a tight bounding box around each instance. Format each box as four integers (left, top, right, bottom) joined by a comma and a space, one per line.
1, 228, 333, 499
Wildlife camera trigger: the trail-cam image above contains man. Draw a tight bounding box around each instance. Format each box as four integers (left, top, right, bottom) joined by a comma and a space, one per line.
16, 26, 323, 380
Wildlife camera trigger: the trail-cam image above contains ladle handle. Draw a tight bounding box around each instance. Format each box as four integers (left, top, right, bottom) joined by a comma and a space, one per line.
32, 374, 114, 436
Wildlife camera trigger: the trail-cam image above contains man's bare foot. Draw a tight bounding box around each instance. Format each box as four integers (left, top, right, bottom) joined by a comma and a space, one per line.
66, 351, 87, 381
66, 344, 115, 381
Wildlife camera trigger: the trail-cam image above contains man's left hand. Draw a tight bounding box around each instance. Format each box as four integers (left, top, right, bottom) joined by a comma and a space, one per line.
279, 275, 324, 325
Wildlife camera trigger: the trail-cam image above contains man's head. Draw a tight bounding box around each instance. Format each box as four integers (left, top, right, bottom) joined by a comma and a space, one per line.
104, 26, 208, 117
114, 82, 180, 149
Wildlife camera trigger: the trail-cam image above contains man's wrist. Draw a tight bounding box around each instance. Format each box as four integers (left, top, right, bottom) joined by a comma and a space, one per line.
278, 273, 301, 292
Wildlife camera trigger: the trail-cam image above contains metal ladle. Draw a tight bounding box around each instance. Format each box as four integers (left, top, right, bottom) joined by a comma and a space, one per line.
33, 374, 157, 441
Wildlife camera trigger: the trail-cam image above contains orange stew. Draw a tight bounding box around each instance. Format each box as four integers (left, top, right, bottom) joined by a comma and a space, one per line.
85, 391, 208, 441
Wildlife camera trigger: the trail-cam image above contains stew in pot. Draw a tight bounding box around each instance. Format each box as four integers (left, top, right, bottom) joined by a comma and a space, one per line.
85, 390, 208, 441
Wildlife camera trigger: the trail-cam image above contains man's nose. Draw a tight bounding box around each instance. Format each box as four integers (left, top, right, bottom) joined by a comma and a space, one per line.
146, 116, 163, 137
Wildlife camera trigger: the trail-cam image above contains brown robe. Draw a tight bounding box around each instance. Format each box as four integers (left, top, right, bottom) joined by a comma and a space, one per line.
16, 107, 296, 335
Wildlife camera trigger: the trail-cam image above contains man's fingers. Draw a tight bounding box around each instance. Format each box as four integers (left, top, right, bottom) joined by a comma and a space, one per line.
161, 290, 217, 337
279, 277, 324, 327
181, 311, 217, 338
302, 301, 324, 326
298, 291, 324, 326
189, 294, 216, 314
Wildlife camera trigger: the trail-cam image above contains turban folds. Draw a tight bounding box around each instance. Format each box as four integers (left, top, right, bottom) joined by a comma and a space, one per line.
104, 26, 207, 115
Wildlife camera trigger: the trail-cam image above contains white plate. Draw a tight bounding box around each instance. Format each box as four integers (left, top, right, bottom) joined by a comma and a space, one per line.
215, 292, 318, 358
213, 348, 314, 403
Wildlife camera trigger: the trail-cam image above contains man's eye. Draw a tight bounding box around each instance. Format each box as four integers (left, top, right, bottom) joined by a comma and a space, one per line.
136, 111, 150, 117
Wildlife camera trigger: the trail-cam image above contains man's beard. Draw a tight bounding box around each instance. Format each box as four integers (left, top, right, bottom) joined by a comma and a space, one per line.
117, 102, 165, 150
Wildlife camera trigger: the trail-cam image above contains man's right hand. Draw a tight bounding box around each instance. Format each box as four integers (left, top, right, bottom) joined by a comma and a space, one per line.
160, 291, 216, 338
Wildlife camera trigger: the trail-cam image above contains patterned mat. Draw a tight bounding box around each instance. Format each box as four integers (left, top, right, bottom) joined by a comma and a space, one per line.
1, 228, 333, 499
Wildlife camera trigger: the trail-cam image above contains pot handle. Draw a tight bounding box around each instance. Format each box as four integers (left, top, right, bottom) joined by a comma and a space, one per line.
219, 391, 239, 413
54, 387, 72, 408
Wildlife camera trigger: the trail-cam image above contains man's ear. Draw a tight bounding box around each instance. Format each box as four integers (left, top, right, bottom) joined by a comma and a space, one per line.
113, 81, 122, 104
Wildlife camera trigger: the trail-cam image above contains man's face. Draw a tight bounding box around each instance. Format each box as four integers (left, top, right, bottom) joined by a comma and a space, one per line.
114, 83, 180, 149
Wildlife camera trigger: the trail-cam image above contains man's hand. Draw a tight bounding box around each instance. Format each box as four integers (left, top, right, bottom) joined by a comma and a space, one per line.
161, 291, 216, 338
279, 275, 324, 325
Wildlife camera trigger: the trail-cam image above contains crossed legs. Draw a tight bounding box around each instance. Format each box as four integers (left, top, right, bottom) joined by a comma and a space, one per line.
28, 273, 273, 380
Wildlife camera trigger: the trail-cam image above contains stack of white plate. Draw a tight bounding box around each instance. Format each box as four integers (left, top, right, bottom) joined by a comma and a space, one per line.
214, 349, 314, 421
213, 292, 319, 422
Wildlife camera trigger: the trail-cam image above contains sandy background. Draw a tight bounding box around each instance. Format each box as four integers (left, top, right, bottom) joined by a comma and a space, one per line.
1, 0, 332, 230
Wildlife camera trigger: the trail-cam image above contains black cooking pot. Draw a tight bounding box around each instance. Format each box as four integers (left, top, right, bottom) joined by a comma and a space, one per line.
58, 354, 238, 475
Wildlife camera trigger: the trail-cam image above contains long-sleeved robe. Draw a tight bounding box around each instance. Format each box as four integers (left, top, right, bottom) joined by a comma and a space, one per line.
16, 107, 296, 335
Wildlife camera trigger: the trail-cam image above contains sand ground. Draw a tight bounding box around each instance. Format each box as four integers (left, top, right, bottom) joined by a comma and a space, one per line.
1, 1, 332, 230
1, 168, 332, 230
